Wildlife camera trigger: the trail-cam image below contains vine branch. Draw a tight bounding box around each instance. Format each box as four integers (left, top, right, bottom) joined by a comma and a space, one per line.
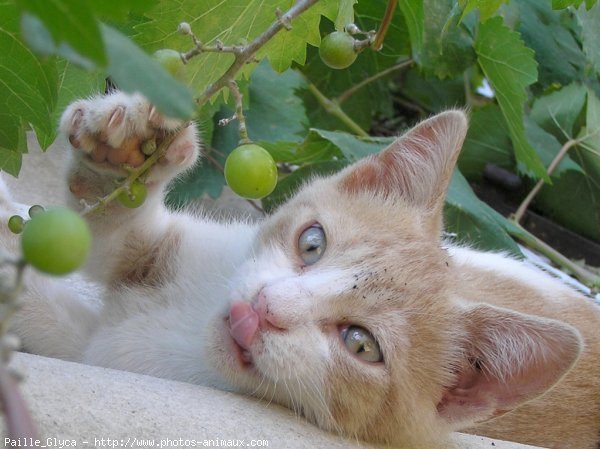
80, 129, 183, 216
336, 58, 413, 104
507, 224, 600, 290
195, 0, 321, 107
513, 138, 579, 224
304, 79, 369, 137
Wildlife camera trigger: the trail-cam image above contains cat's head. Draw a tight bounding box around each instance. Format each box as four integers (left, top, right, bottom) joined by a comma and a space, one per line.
207, 111, 582, 446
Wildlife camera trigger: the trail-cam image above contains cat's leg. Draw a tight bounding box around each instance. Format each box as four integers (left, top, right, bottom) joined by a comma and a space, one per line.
59, 91, 200, 288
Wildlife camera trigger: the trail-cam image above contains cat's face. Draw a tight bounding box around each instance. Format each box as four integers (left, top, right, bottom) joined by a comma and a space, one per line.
205, 111, 582, 447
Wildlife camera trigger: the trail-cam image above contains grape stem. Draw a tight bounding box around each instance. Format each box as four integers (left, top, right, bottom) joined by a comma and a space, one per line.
227, 80, 250, 145
372, 0, 398, 51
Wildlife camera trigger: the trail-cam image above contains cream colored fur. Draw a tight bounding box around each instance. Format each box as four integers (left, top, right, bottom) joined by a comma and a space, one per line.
3, 92, 599, 449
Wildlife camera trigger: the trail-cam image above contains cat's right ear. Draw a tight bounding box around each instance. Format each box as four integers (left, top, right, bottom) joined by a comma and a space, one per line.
338, 110, 468, 233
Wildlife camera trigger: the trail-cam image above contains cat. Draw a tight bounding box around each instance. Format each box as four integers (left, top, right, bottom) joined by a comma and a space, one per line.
3, 91, 599, 449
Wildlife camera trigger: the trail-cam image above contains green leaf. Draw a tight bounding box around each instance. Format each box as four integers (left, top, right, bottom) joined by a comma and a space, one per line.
535, 170, 600, 242
475, 17, 547, 180
18, 0, 107, 67
101, 24, 194, 119
518, 1, 587, 87
0, 2, 58, 149
246, 62, 308, 143
89, 0, 159, 21
530, 83, 587, 141
445, 170, 522, 255
577, 88, 600, 181
524, 117, 582, 177
532, 88, 600, 243
399, 0, 424, 61
307, 129, 393, 161
418, 0, 476, 78
458, 104, 514, 181
335, 0, 357, 31
135, 0, 337, 99
0, 120, 27, 177
577, 2, 600, 74
552, 0, 598, 9
263, 160, 349, 213
459, 0, 507, 22
401, 69, 465, 112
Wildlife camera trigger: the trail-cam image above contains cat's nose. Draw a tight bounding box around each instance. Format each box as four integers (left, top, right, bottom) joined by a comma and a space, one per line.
253, 291, 287, 332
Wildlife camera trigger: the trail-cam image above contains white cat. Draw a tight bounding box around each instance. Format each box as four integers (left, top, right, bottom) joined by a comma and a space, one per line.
4, 92, 599, 449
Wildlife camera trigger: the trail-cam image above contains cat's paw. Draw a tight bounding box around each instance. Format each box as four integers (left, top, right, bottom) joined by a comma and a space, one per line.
60, 92, 199, 177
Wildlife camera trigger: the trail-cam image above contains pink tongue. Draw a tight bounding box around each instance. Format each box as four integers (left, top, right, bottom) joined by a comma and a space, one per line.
229, 302, 259, 351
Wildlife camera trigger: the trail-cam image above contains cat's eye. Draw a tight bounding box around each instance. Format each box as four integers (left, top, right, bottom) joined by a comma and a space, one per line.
341, 326, 383, 363
298, 223, 326, 265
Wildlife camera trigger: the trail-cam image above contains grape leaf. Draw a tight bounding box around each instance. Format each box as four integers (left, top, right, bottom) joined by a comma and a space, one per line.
418, 0, 476, 78
18, 0, 107, 67
0, 2, 57, 153
532, 88, 600, 243
578, 88, 600, 181
518, 1, 586, 87
458, 104, 514, 181
101, 24, 194, 119
0, 120, 27, 177
307, 129, 392, 161
401, 69, 465, 112
263, 160, 348, 213
399, 0, 424, 62
459, 0, 507, 22
577, 2, 600, 74
524, 117, 583, 177
335, 0, 357, 31
245, 62, 308, 143
530, 83, 587, 141
445, 170, 522, 255
89, 0, 159, 21
135, 0, 337, 100
552, 0, 598, 9
475, 17, 547, 181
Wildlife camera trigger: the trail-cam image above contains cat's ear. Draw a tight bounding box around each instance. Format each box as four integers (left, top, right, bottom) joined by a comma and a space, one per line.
437, 303, 582, 427
338, 110, 467, 221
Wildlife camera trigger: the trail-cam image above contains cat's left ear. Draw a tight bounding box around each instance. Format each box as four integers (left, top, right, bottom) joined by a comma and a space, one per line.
338, 110, 468, 233
437, 303, 582, 428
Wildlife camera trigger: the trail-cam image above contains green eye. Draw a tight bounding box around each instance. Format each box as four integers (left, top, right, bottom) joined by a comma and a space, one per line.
298, 223, 326, 265
341, 326, 383, 363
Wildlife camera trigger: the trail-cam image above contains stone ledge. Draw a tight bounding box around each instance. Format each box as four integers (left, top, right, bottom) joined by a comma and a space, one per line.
2, 353, 544, 449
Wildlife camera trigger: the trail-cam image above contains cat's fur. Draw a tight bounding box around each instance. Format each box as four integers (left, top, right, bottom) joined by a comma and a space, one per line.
2, 92, 599, 449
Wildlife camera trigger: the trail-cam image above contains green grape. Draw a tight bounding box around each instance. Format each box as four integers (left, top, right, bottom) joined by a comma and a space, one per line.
8, 215, 25, 234
28, 204, 44, 218
224, 144, 277, 200
319, 31, 357, 69
21, 208, 91, 275
153, 49, 186, 81
118, 181, 147, 208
